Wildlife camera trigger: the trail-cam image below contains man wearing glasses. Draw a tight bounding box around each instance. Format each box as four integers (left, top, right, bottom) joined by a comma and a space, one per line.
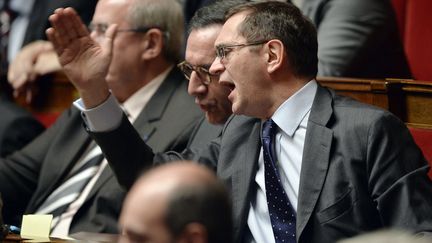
0, 0, 201, 238
175, 0, 241, 150
48, 1, 432, 243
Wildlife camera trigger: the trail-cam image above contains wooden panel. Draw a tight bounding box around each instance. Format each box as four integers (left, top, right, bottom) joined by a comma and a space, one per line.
316, 77, 432, 127
387, 80, 432, 127
14, 72, 78, 114
8, 75, 432, 128
316, 76, 389, 110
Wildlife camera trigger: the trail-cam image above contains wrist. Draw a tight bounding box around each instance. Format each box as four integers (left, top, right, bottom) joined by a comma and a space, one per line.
80, 87, 111, 109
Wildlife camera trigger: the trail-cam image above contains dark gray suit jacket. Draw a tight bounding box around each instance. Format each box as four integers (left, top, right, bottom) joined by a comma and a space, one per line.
186, 117, 223, 151
0, 96, 44, 157
0, 68, 202, 233
301, 0, 411, 78
91, 84, 432, 242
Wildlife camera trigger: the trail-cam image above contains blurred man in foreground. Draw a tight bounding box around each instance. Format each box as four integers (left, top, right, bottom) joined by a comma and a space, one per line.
119, 162, 232, 243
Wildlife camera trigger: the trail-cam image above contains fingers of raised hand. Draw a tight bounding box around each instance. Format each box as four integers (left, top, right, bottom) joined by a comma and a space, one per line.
47, 8, 89, 52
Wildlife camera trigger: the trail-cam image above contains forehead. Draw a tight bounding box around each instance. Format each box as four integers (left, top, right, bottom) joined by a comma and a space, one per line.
93, 0, 130, 24
119, 186, 168, 234
214, 12, 247, 46
186, 25, 222, 64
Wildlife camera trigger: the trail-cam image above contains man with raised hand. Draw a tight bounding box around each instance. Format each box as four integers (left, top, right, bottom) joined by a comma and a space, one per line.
0, 0, 201, 237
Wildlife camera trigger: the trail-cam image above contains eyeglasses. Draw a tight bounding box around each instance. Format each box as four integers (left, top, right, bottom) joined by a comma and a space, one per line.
215, 40, 268, 60
177, 61, 216, 85
88, 22, 161, 36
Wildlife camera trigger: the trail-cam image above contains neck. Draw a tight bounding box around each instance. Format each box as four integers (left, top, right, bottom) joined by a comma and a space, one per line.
263, 74, 311, 119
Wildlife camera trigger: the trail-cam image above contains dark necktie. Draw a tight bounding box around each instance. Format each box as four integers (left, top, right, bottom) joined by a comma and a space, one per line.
0, 0, 17, 71
262, 119, 297, 243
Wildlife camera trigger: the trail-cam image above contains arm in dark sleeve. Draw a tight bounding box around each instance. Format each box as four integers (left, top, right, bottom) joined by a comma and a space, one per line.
89, 115, 220, 190
314, 0, 409, 78
367, 112, 432, 234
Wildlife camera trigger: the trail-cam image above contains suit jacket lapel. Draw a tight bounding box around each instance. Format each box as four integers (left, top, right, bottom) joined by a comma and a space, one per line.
132, 67, 183, 142
231, 120, 261, 242
30, 109, 93, 210
297, 85, 333, 239
83, 68, 184, 204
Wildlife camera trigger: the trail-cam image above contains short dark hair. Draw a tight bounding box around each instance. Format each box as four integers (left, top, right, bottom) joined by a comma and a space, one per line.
187, 0, 247, 34
226, 1, 318, 78
165, 178, 233, 243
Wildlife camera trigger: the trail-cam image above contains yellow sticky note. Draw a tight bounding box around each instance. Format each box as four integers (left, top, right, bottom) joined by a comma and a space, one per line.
20, 214, 53, 239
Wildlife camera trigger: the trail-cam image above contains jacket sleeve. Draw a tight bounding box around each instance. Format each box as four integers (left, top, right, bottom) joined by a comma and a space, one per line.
366, 112, 432, 233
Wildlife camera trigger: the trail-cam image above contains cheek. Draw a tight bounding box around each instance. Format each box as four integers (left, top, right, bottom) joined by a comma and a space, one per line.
112, 43, 140, 66
212, 86, 230, 102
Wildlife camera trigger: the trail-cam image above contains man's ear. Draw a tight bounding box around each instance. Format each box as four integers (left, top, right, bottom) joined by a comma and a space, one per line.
266, 39, 284, 74
176, 223, 208, 243
141, 29, 164, 60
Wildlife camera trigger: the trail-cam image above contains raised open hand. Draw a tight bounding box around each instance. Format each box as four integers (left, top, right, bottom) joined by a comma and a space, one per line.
46, 7, 117, 108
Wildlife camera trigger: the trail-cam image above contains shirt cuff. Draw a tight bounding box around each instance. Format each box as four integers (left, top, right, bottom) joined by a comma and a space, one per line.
73, 94, 124, 132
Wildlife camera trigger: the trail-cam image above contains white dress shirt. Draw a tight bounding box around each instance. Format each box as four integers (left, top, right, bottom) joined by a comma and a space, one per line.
246, 80, 318, 243
292, 0, 304, 8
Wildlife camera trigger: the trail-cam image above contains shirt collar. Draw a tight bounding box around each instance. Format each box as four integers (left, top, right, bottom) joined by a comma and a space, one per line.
291, 0, 304, 8
272, 80, 318, 137
121, 65, 173, 123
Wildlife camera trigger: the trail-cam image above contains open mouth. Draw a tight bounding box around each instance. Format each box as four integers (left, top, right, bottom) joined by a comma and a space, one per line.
225, 83, 236, 101
219, 79, 236, 101
227, 83, 235, 92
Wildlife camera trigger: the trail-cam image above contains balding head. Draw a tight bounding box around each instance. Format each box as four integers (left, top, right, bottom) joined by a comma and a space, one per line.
119, 162, 232, 243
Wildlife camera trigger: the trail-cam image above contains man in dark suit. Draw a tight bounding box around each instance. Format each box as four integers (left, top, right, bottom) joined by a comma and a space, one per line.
178, 0, 245, 150
0, 0, 201, 237
0, 94, 44, 157
47, 1, 432, 243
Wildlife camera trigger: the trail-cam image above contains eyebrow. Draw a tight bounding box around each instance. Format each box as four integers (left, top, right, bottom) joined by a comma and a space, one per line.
185, 61, 212, 70
89, 21, 108, 26
215, 43, 229, 48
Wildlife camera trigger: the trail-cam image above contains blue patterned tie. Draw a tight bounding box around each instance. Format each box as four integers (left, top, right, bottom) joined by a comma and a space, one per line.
262, 119, 296, 243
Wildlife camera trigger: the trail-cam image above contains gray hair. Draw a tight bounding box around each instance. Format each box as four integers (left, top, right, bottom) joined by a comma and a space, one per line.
127, 0, 184, 63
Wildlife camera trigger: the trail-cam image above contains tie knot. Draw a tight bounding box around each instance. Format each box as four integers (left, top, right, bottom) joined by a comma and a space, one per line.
262, 119, 278, 138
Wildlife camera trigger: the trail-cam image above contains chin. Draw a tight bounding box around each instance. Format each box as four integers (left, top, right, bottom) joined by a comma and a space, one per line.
206, 113, 224, 125
231, 105, 242, 116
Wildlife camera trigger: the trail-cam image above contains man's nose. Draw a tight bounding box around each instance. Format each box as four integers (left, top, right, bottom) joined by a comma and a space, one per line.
209, 56, 224, 77
187, 72, 207, 96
